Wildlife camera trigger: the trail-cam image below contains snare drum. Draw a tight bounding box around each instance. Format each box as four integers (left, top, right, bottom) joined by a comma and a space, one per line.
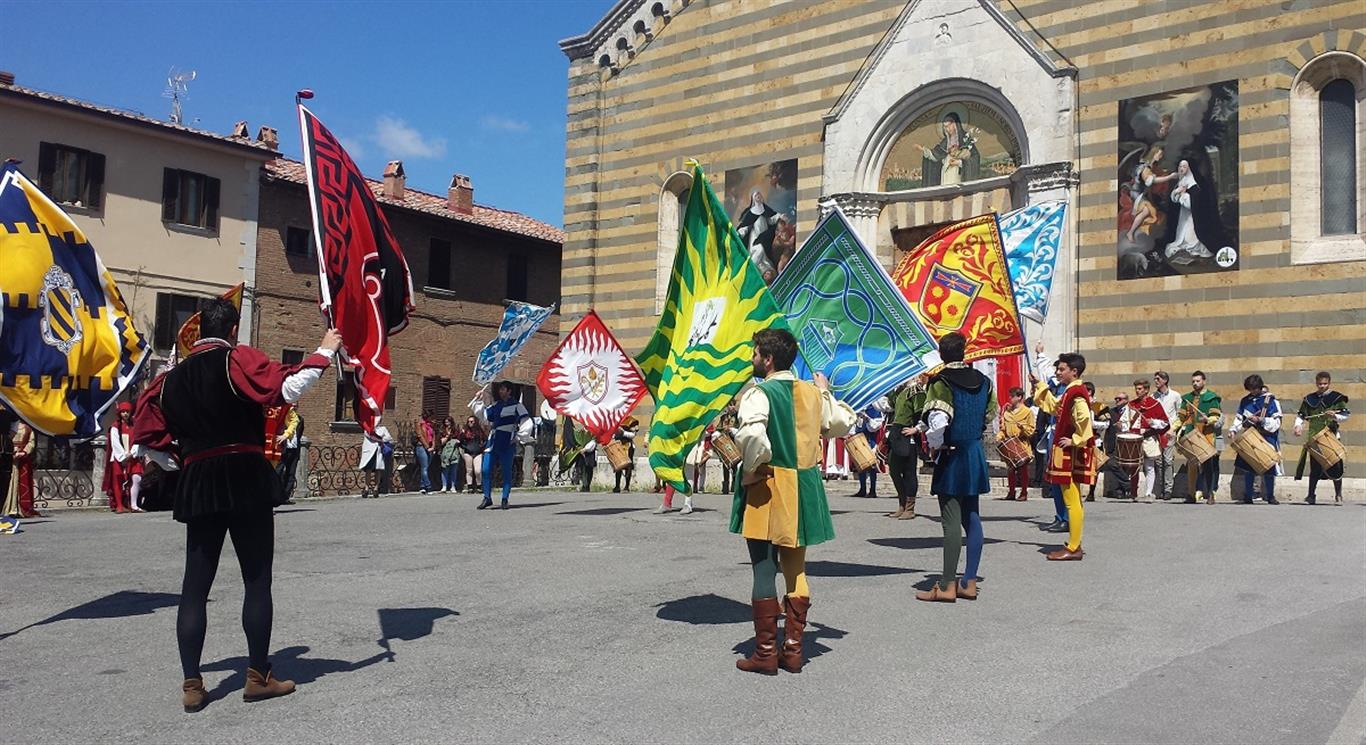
1115, 433, 1144, 473
1231, 428, 1280, 475
1176, 429, 1217, 465
997, 437, 1033, 470
845, 435, 878, 473
1307, 428, 1345, 470
604, 440, 632, 472
711, 430, 742, 469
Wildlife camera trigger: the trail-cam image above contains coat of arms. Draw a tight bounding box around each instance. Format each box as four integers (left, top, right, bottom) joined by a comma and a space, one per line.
577, 361, 609, 405
919, 265, 980, 333
39, 265, 84, 354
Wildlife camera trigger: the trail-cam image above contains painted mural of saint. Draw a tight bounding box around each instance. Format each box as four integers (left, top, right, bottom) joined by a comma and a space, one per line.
1162, 159, 1226, 266
736, 189, 779, 277
915, 112, 980, 186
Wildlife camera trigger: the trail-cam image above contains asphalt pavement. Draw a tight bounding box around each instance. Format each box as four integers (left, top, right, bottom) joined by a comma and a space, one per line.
1, 483, 1363, 744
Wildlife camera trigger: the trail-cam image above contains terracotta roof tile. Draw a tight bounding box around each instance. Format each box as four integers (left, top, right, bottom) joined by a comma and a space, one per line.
264, 158, 563, 245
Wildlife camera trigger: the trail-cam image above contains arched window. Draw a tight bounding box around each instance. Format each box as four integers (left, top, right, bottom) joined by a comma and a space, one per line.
656, 172, 692, 313
1320, 78, 1357, 235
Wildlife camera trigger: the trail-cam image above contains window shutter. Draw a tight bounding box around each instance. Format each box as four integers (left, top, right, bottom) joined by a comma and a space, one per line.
86, 151, 105, 210
428, 238, 452, 290
154, 293, 172, 350
161, 169, 179, 222
204, 176, 221, 229
37, 142, 56, 194
421, 376, 451, 419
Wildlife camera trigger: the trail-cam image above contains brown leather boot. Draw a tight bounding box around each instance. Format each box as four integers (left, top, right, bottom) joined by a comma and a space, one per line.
886, 499, 906, 518
735, 597, 780, 675
182, 677, 208, 713
778, 595, 810, 673
897, 497, 917, 519
243, 667, 296, 702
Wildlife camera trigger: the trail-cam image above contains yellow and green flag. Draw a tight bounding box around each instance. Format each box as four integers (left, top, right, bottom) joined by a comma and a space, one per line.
636, 163, 788, 493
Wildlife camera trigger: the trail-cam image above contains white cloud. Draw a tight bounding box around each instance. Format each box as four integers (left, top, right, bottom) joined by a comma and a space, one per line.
480, 114, 531, 133
338, 136, 366, 159
373, 115, 447, 159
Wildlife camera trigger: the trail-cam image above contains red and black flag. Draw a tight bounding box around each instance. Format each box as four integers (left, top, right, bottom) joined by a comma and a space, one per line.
297, 102, 414, 433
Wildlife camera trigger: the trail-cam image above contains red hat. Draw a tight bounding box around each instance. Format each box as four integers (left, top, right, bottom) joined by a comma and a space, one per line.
116, 402, 133, 414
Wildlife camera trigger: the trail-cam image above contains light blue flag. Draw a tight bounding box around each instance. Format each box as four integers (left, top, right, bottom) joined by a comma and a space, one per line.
473, 301, 555, 385
770, 208, 941, 410
998, 200, 1067, 324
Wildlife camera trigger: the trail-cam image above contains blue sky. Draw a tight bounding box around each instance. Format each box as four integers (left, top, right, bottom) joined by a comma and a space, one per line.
3, 0, 608, 227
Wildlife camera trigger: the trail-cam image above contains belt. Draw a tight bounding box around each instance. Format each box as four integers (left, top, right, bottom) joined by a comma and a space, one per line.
183, 444, 265, 465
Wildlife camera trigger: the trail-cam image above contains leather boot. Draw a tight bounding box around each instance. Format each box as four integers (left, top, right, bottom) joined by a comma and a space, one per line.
182, 677, 208, 713
243, 666, 296, 702
735, 598, 780, 675
779, 595, 810, 673
897, 497, 917, 519
886, 499, 906, 518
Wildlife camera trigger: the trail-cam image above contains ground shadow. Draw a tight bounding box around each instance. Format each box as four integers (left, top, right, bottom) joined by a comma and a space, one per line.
732, 621, 849, 667
803, 560, 915, 577
503, 502, 568, 510
272, 508, 315, 514
909, 575, 983, 591
378, 607, 459, 643
557, 507, 648, 516
655, 593, 751, 625
868, 536, 1005, 551
0, 590, 179, 642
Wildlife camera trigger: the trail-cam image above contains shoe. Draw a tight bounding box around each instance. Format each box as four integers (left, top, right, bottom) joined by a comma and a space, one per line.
182, 677, 208, 713
1045, 521, 1069, 533
897, 500, 917, 519
1000, 491, 1016, 501
420, 488, 429, 494
868, 491, 879, 499
779, 595, 810, 673
736, 598, 781, 675
499, 500, 509, 510
243, 666, 295, 702
1017, 491, 1028, 502
956, 578, 978, 600
1266, 498, 1279, 505
680, 503, 694, 515
612, 487, 621, 493
852, 490, 867, 498
1242, 499, 1255, 504
1206, 493, 1215, 505
477, 499, 492, 510
1046, 547, 1084, 561
651, 505, 669, 514
915, 582, 957, 603
886, 503, 906, 518
1084, 494, 1095, 502
1305, 495, 1316, 505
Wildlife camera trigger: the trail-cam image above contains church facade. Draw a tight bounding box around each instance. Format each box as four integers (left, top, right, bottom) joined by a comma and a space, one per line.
560, 0, 1366, 477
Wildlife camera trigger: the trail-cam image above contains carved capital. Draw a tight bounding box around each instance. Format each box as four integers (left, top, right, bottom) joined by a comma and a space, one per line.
822, 193, 882, 220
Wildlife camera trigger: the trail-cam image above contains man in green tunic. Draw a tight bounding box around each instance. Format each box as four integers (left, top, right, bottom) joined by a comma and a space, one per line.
1176, 370, 1222, 504
730, 328, 856, 675
1293, 371, 1351, 504
885, 376, 927, 519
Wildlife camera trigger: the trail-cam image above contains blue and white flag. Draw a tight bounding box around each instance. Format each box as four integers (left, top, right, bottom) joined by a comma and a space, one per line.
999, 200, 1066, 324
770, 208, 940, 410
473, 301, 555, 385
0, 163, 148, 439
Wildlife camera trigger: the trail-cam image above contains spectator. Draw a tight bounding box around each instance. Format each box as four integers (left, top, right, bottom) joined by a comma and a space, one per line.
414, 413, 436, 494
359, 425, 393, 499
439, 417, 461, 493
273, 407, 303, 505
459, 416, 485, 493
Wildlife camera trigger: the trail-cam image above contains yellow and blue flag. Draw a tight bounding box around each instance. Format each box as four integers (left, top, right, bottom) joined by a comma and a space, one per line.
0, 162, 148, 438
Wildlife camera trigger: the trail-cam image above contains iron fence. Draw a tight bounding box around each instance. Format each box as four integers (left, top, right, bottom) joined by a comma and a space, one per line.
32, 435, 98, 509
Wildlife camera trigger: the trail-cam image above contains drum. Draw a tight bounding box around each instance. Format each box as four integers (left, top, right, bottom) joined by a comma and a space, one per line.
604, 440, 632, 472
997, 437, 1033, 470
711, 431, 742, 469
1231, 428, 1280, 475
1115, 433, 1144, 473
1176, 429, 1217, 465
1092, 445, 1108, 472
1307, 428, 1345, 470
845, 435, 878, 473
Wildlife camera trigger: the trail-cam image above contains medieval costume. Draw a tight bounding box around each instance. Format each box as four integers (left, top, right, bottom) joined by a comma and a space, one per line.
730, 369, 855, 674
4, 420, 36, 518
851, 404, 884, 498
915, 362, 995, 602
715, 405, 740, 494
1034, 378, 1096, 560
1295, 389, 1350, 503
103, 402, 142, 512
1228, 390, 1282, 504
885, 382, 925, 518
1177, 388, 1222, 503
274, 407, 302, 505
998, 398, 1036, 501
470, 385, 530, 510
132, 337, 332, 711
1120, 392, 1170, 501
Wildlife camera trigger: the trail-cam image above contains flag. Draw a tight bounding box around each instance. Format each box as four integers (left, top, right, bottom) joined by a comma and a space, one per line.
536, 310, 647, 445
890, 213, 1024, 362
635, 163, 788, 493
473, 301, 555, 385
174, 282, 244, 358
0, 162, 148, 438
999, 200, 1066, 324
770, 208, 941, 410
298, 103, 414, 433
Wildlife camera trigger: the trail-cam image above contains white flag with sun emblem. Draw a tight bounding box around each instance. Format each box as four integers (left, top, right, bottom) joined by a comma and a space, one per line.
536, 310, 647, 445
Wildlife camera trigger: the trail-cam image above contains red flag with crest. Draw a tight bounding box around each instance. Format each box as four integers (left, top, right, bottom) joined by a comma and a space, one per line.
297, 103, 414, 433
536, 310, 647, 445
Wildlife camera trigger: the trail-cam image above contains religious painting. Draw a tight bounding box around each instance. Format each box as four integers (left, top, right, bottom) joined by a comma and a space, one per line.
1116, 81, 1239, 280
723, 158, 797, 284
879, 102, 1021, 191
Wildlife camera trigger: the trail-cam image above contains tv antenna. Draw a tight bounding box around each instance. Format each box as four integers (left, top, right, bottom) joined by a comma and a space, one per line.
164, 67, 197, 124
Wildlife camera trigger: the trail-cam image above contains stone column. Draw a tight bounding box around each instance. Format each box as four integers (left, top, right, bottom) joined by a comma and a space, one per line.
294, 437, 312, 499
89, 435, 109, 508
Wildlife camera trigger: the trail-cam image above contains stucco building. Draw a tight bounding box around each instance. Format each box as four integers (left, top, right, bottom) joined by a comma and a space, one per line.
560, 0, 1366, 479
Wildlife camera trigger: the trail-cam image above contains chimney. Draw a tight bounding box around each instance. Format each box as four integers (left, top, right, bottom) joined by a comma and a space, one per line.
383, 161, 406, 199
256, 125, 279, 150
448, 173, 473, 214
0, 71, 14, 87
231, 121, 250, 139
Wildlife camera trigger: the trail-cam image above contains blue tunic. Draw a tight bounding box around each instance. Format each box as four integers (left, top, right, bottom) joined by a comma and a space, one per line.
930, 375, 993, 497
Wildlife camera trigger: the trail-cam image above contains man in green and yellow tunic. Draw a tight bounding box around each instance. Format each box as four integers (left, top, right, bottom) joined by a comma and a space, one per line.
730, 328, 856, 675
1175, 371, 1221, 504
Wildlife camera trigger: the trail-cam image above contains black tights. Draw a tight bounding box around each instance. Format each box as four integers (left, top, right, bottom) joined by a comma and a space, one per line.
177, 510, 275, 679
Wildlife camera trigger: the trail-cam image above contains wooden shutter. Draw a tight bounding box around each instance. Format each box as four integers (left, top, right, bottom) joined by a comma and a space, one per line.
204, 175, 221, 230
37, 142, 55, 194
428, 238, 451, 290
154, 293, 172, 350
85, 151, 105, 210
161, 169, 179, 222
421, 376, 451, 419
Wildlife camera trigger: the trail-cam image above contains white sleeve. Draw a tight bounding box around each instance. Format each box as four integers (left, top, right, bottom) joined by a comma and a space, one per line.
926, 410, 950, 451
281, 348, 335, 404
1263, 404, 1282, 434
735, 387, 772, 480
469, 395, 491, 424
821, 392, 858, 438
1336, 410, 1351, 422
1034, 353, 1053, 382
1294, 415, 1306, 429
1175, 191, 1193, 209
109, 426, 128, 462
142, 448, 178, 472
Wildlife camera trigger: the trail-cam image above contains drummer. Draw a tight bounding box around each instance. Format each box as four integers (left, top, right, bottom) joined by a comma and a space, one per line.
1293, 371, 1350, 504
1176, 371, 1222, 504
996, 387, 1035, 501
1227, 374, 1282, 505
1119, 379, 1170, 503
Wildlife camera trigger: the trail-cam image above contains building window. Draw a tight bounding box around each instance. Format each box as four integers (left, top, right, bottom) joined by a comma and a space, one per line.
285, 226, 311, 257
505, 253, 528, 302
37, 142, 105, 210
281, 348, 306, 365
428, 238, 452, 290
421, 376, 451, 420
153, 292, 201, 351
1320, 78, 1357, 236
334, 370, 356, 423
161, 168, 220, 230
656, 171, 692, 313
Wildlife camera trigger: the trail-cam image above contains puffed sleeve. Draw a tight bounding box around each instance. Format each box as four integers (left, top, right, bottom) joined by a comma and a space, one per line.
131, 371, 174, 452
821, 390, 857, 438
228, 345, 332, 406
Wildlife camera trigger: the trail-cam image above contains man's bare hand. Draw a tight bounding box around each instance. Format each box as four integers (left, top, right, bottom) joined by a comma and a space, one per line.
1034, 340, 1045, 355
319, 328, 343, 353
812, 372, 831, 391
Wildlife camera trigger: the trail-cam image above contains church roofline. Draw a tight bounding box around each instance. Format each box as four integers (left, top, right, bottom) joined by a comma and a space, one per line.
823, 0, 1076, 125
558, 0, 646, 60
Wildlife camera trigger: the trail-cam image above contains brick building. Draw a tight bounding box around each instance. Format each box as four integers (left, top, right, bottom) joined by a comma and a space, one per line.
253, 159, 563, 459
560, 0, 1366, 481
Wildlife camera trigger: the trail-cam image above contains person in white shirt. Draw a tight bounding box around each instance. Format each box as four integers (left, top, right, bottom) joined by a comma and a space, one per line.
1150, 371, 1183, 500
